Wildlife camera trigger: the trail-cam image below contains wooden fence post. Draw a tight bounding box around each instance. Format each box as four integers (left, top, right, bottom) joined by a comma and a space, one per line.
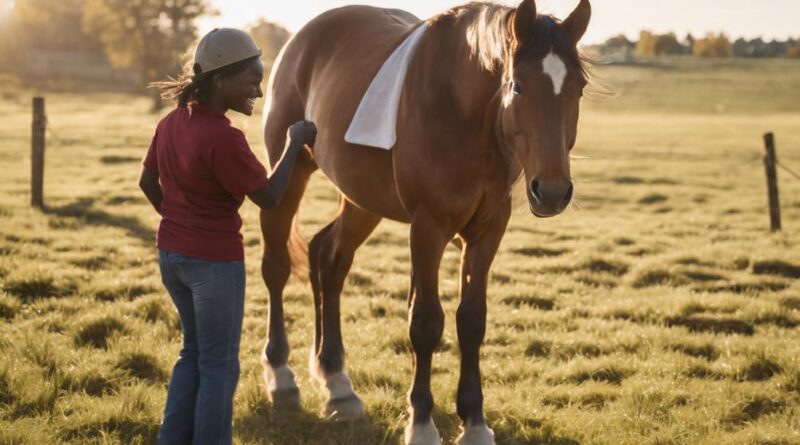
31, 97, 46, 209
763, 132, 781, 232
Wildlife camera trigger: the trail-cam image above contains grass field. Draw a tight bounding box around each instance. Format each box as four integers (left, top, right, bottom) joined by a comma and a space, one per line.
1, 56, 800, 445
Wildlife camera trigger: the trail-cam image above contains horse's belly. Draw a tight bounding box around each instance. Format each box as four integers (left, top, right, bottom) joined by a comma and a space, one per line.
313, 139, 411, 223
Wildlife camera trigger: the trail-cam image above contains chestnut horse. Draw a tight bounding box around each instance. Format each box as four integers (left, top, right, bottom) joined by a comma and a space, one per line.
259, 1, 591, 443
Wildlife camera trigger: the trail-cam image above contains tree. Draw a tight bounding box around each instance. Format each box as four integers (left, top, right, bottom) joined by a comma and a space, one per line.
635, 31, 655, 57
635, 31, 685, 57
0, 0, 102, 71
248, 19, 290, 75
693, 33, 732, 57
652, 33, 683, 55
83, 0, 215, 89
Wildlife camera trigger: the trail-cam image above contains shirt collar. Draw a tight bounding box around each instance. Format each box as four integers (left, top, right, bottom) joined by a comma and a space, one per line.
190, 102, 229, 122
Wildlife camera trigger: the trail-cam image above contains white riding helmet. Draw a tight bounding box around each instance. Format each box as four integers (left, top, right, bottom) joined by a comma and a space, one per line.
193, 28, 262, 74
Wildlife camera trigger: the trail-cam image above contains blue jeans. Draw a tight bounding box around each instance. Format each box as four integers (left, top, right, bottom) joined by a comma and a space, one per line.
157, 249, 245, 445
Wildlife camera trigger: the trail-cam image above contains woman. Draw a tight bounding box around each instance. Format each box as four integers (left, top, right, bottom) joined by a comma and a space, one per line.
138, 28, 315, 445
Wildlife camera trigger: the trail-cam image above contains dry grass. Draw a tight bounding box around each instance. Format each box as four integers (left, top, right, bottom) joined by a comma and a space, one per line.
1, 57, 800, 444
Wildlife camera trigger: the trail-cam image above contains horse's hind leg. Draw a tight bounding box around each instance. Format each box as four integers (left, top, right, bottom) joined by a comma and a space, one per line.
309, 199, 381, 420
454, 201, 510, 445
405, 207, 454, 445
260, 97, 316, 409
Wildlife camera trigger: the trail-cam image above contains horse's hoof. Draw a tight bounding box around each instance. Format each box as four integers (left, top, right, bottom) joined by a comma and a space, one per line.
268, 387, 302, 411
263, 364, 301, 410
455, 424, 495, 445
404, 419, 442, 445
324, 394, 365, 421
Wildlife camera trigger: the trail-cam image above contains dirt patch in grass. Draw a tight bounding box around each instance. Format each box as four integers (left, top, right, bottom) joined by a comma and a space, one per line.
682, 270, 726, 282
512, 247, 568, 257
115, 352, 166, 384
62, 371, 118, 397
501, 295, 556, 311
574, 274, 619, 288
666, 316, 755, 336
74, 316, 128, 349
638, 193, 669, 204
778, 296, 800, 311
347, 271, 373, 286
632, 269, 688, 288
753, 311, 800, 329
723, 396, 785, 425
752, 260, 800, 279
551, 364, 633, 386
736, 355, 783, 382
525, 339, 553, 357
60, 416, 160, 444
92, 284, 155, 302
105, 196, 145, 206
582, 259, 630, 276
614, 237, 636, 246
100, 155, 141, 164
2, 274, 78, 302
684, 364, 727, 380
612, 176, 645, 184
702, 281, 789, 294
70, 256, 109, 270
0, 295, 20, 320
667, 342, 720, 361
674, 257, 717, 267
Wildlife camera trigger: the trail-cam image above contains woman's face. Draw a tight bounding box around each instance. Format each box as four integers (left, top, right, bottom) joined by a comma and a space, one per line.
214, 59, 265, 116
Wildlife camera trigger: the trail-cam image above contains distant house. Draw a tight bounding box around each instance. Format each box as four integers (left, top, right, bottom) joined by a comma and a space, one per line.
595, 34, 635, 63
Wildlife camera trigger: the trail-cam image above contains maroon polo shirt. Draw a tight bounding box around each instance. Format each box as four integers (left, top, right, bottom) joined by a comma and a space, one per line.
143, 103, 268, 262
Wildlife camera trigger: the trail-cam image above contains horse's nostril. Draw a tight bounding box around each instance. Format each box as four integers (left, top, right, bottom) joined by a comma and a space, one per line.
561, 181, 574, 207
530, 180, 542, 202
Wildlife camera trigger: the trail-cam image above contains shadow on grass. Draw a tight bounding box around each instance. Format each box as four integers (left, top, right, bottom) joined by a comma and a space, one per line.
43, 197, 154, 244
236, 401, 580, 445
236, 400, 398, 445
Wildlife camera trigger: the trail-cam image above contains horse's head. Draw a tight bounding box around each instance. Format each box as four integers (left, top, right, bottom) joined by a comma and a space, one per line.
498, 0, 590, 218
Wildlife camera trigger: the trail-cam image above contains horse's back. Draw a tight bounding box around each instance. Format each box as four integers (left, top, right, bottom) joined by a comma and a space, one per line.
267, 6, 421, 221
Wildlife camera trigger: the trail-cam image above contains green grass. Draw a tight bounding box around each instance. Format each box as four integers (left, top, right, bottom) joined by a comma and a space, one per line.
1, 57, 800, 444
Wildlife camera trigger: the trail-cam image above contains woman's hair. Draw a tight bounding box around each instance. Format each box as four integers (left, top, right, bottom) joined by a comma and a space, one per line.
150, 55, 260, 108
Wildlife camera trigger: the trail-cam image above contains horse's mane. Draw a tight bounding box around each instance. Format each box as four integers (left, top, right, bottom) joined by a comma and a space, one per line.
431, 2, 588, 83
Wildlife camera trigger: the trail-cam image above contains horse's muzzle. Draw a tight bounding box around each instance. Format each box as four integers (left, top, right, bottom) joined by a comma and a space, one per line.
528, 178, 573, 218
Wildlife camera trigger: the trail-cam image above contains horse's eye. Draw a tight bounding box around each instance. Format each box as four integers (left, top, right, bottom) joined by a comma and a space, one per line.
511, 82, 522, 96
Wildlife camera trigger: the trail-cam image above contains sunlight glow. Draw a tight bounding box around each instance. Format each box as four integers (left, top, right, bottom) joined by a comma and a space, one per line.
201, 0, 799, 45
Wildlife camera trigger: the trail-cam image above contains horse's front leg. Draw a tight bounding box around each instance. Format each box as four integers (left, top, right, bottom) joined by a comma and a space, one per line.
455, 201, 511, 445
405, 207, 454, 445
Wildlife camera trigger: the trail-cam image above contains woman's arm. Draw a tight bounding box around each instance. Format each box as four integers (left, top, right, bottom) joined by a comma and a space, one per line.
247, 121, 316, 210
139, 167, 163, 215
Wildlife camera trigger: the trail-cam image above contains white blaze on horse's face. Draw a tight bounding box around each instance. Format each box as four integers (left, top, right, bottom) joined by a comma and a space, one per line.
542, 51, 567, 96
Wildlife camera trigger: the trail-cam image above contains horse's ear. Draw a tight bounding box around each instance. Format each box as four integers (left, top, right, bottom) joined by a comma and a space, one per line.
562, 0, 591, 44
512, 0, 537, 43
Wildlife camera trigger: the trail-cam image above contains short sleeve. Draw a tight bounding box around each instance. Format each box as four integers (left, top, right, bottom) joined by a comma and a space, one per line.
143, 129, 159, 174
211, 129, 269, 197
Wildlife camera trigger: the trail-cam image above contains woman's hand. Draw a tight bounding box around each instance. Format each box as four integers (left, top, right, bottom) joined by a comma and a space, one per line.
288, 120, 317, 146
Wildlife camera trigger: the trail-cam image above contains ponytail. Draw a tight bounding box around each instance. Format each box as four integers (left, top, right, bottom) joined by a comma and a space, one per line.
149, 55, 261, 109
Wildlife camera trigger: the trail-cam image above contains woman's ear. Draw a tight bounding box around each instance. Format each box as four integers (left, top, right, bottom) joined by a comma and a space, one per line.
212, 73, 224, 90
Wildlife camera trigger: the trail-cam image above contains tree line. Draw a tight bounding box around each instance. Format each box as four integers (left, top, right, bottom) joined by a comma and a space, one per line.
596, 31, 800, 60
0, 0, 289, 94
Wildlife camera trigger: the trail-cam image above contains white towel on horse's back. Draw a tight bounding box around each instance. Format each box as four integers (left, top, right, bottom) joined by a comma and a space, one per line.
345, 24, 428, 150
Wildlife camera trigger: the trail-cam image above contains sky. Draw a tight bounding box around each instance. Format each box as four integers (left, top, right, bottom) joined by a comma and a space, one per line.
200, 0, 800, 44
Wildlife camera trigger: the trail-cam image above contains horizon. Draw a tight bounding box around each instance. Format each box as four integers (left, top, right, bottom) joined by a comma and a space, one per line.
199, 0, 800, 45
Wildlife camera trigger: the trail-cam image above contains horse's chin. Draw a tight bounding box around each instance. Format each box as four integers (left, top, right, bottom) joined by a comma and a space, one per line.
529, 204, 560, 219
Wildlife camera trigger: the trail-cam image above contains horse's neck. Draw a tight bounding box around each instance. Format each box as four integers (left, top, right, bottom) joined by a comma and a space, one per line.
414, 14, 505, 129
